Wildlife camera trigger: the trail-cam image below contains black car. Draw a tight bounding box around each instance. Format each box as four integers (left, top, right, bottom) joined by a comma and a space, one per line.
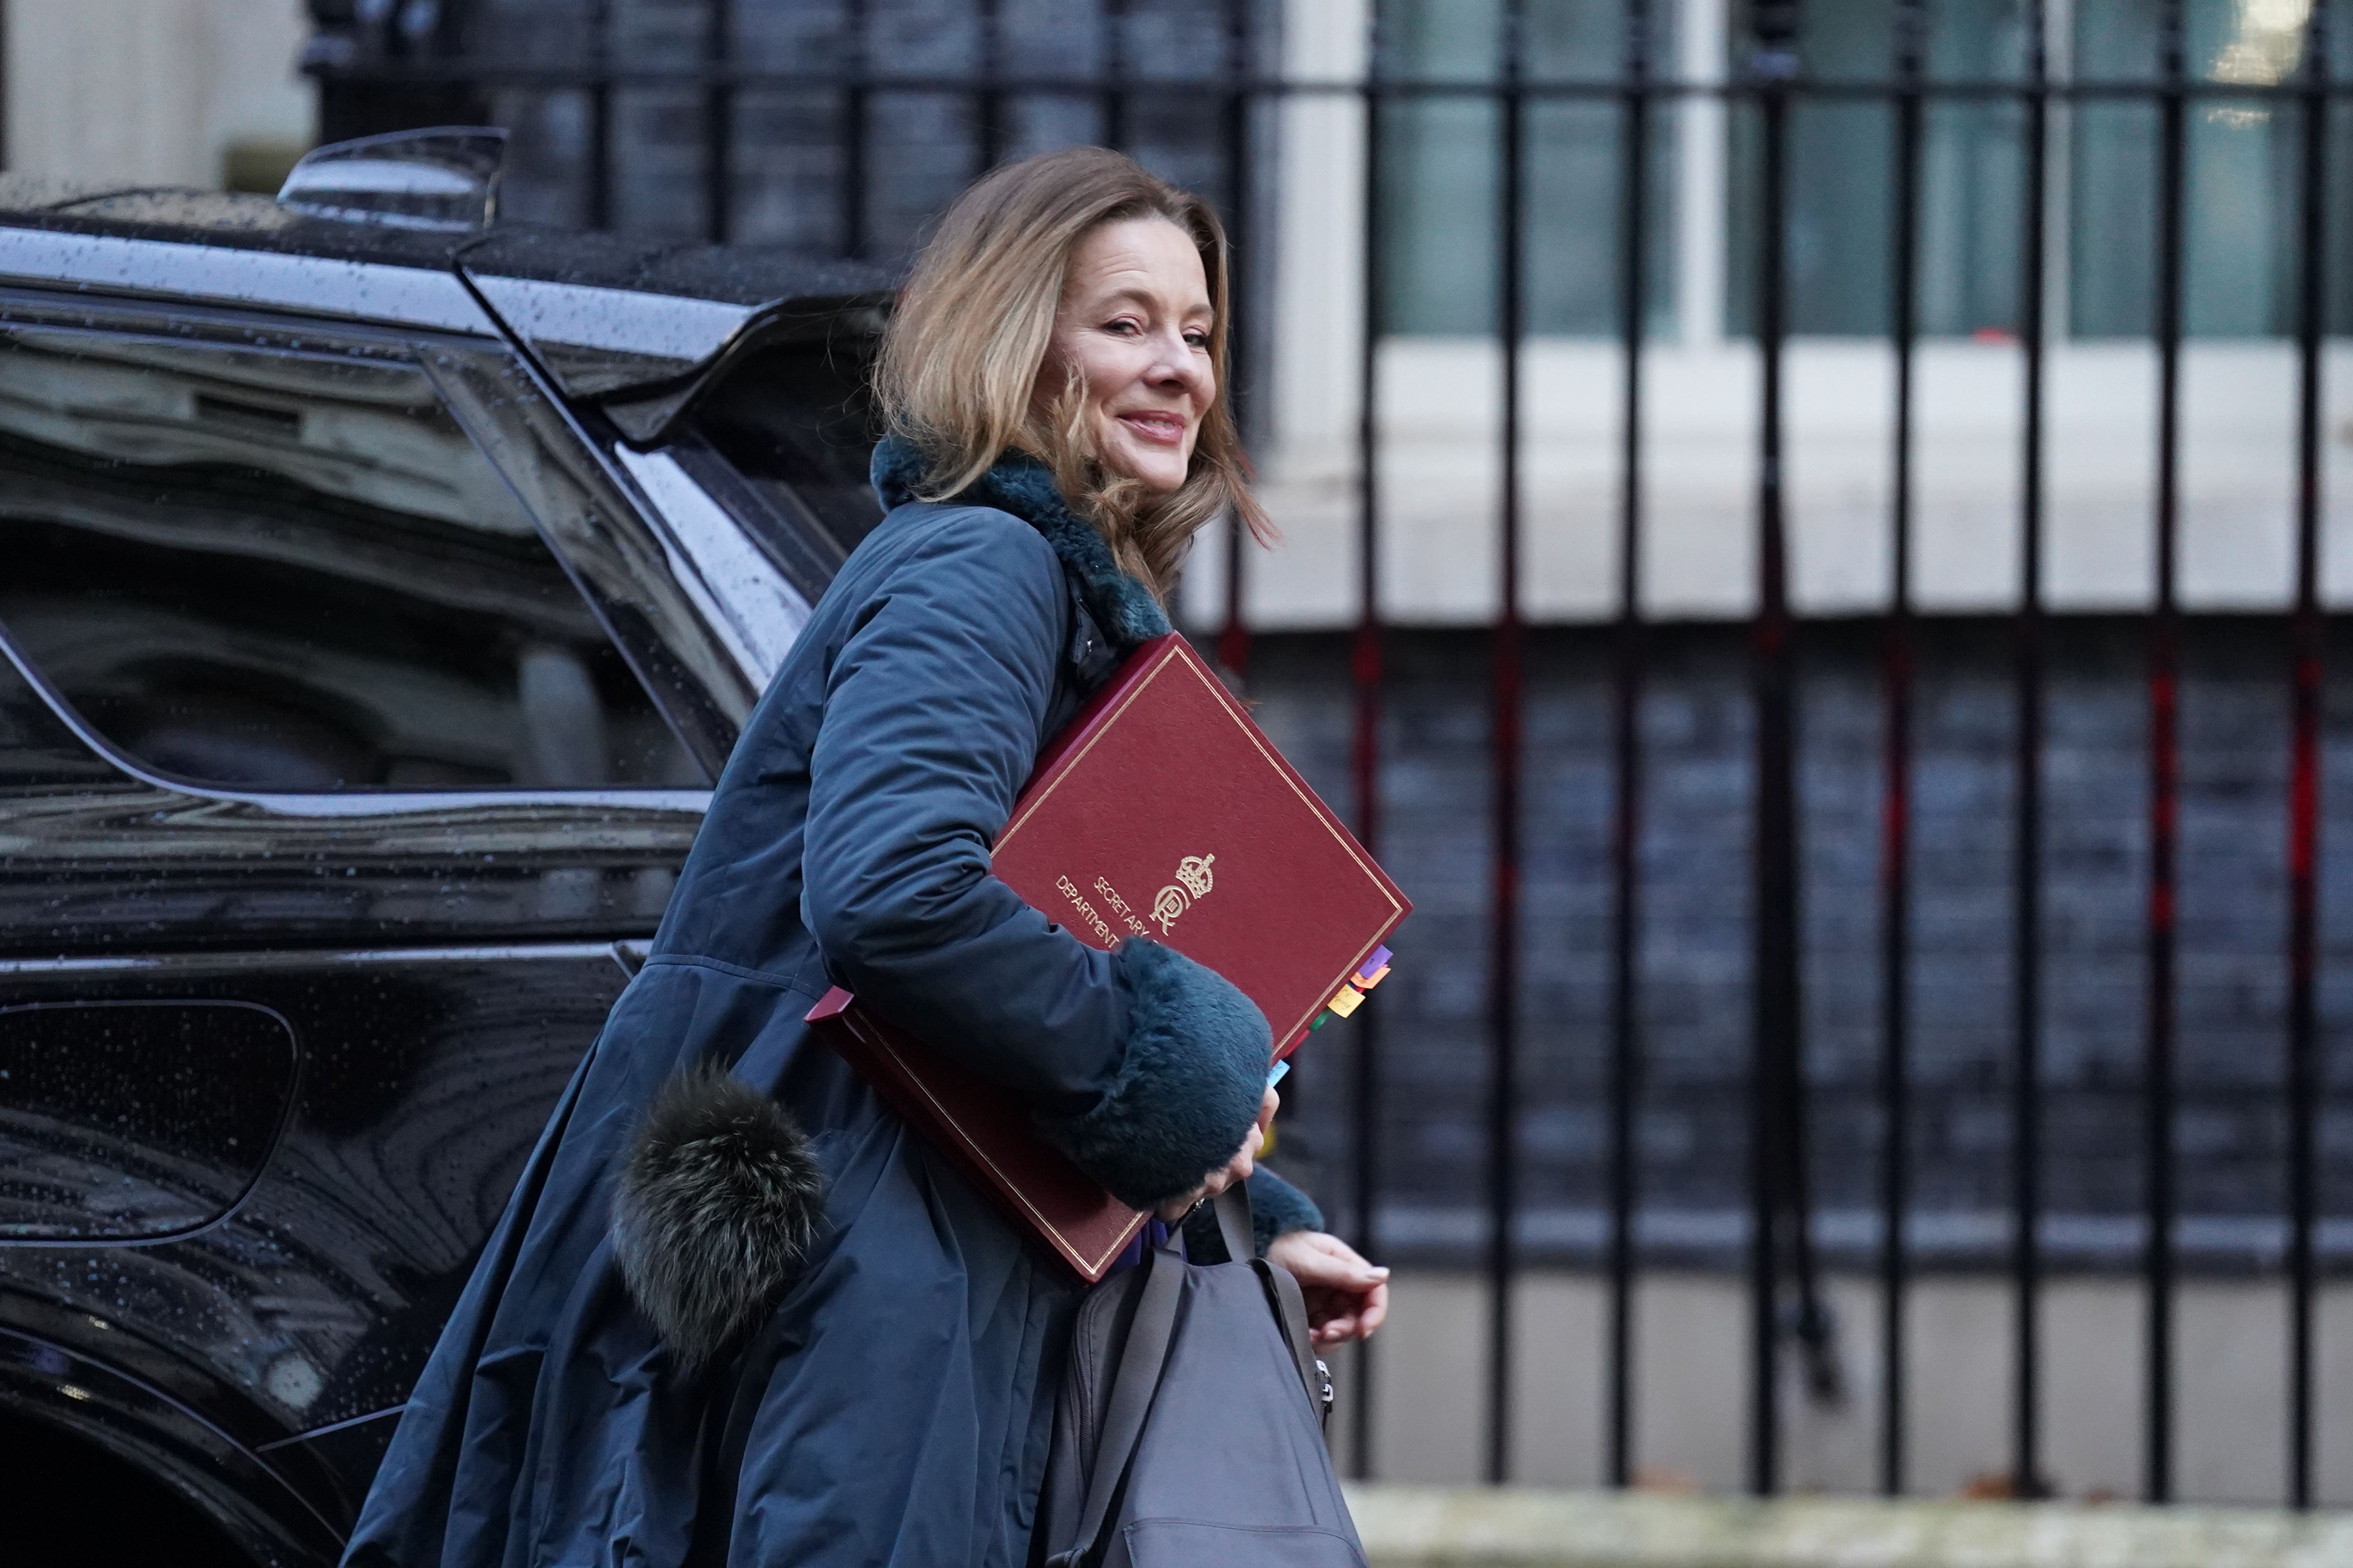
0, 131, 889, 1565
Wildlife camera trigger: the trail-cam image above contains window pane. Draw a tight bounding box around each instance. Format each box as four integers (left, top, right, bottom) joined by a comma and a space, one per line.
1728, 0, 2026, 337
1787, 0, 1894, 79
1378, 0, 1678, 339
1925, 0, 2029, 336
1382, 92, 1503, 335
1724, 0, 1888, 336
1921, 98, 2026, 337
0, 326, 708, 792
2071, 0, 2313, 339
2070, 0, 2162, 80
2069, 97, 2160, 337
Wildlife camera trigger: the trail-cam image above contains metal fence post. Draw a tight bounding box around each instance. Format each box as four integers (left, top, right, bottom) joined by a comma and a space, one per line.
2286, 0, 2330, 1514
1878, 0, 1926, 1499
976, 0, 1004, 172
587, 0, 613, 228
2011, 0, 2052, 1503
1217, 0, 1254, 679
840, 0, 868, 258
702, 0, 732, 243
1606, 0, 1653, 1493
2145, 0, 2188, 1506
1102, 0, 1129, 151
1349, 0, 1388, 1484
1747, 0, 1801, 1498
1484, 0, 1529, 1489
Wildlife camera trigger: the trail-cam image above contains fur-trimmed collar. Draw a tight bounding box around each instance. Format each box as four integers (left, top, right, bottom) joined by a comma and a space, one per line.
870, 434, 1171, 649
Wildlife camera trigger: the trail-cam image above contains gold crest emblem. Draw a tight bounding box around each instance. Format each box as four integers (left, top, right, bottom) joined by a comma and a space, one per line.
1151, 853, 1216, 934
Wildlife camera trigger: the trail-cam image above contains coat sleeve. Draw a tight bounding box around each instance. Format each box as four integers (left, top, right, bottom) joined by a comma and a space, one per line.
801, 509, 1270, 1210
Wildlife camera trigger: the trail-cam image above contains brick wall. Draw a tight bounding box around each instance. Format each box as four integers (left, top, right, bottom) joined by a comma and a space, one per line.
1239, 617, 2353, 1273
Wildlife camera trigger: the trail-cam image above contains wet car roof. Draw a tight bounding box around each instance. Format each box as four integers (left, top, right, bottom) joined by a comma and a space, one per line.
0, 178, 895, 401
0, 181, 884, 303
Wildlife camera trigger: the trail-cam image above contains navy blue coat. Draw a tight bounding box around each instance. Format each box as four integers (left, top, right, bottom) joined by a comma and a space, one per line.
344, 441, 1320, 1568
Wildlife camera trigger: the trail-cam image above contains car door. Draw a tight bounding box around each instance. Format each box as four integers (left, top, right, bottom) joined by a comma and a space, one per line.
0, 284, 763, 1559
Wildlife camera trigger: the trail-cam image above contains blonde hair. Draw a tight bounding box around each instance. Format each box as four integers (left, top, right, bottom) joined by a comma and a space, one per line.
873, 146, 1271, 602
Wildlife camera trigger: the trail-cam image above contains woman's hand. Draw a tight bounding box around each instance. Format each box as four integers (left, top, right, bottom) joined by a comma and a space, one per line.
1264, 1231, 1390, 1345
1155, 1086, 1278, 1222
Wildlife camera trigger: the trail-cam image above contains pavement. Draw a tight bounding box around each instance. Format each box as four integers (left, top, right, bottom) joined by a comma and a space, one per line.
1345, 1485, 2353, 1567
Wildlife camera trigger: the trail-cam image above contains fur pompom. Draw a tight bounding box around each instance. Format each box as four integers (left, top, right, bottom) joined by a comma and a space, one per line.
611, 1065, 824, 1376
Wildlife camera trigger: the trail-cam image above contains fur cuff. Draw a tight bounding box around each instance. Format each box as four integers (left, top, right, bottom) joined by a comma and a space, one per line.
1035, 938, 1271, 1210
611, 1065, 824, 1376
1245, 1167, 1324, 1255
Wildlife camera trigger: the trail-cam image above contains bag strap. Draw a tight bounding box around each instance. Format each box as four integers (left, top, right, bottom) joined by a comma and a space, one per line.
1050, 1243, 1185, 1567
1252, 1256, 1327, 1426
1222, 1183, 1330, 1426
1211, 1180, 1256, 1262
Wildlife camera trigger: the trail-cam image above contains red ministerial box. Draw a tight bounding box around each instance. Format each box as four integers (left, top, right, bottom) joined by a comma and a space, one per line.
809, 631, 1410, 1281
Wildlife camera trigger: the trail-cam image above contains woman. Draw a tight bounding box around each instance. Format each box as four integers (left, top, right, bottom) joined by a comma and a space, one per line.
346, 146, 1387, 1568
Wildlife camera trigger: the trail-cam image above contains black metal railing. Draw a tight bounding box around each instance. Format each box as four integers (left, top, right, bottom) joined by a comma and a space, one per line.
311, 0, 2348, 1508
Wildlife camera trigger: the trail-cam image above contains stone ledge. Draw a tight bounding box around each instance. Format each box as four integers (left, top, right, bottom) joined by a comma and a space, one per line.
1344, 1485, 2353, 1568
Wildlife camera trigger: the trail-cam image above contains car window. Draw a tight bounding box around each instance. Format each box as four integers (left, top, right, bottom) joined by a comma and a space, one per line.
0, 324, 709, 792
682, 333, 884, 577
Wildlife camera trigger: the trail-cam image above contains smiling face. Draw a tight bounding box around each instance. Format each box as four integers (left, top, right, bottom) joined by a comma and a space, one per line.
1036, 216, 1216, 496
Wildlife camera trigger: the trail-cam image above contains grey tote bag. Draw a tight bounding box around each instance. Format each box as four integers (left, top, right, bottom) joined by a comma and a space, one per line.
1036, 1188, 1366, 1568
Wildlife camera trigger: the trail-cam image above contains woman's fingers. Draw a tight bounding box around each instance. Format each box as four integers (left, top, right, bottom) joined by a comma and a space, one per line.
1266, 1232, 1392, 1343
1305, 1294, 1361, 1345
1284, 1235, 1390, 1291
1305, 1293, 1354, 1343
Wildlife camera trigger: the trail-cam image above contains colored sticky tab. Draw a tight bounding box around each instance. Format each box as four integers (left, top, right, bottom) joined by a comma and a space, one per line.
1266, 1059, 1291, 1089
1325, 984, 1365, 1018
1355, 946, 1393, 983
1308, 1010, 1330, 1031
1353, 964, 1391, 990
